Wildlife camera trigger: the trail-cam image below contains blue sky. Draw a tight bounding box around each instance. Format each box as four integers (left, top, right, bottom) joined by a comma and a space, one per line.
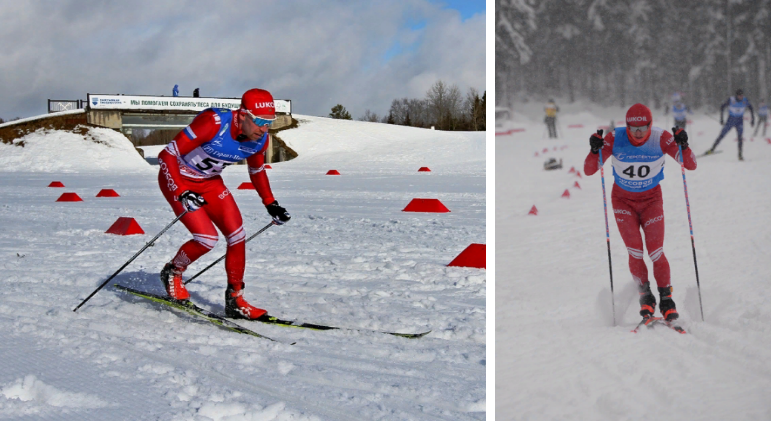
431, 0, 486, 20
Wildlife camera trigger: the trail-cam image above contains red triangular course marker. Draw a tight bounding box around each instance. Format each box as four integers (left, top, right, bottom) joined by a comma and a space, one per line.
265, 164, 272, 169
96, 189, 120, 197
573, 181, 581, 189
528, 205, 538, 215
326, 170, 341, 175
237, 182, 254, 190
48, 181, 65, 187
56, 192, 83, 202
561, 189, 571, 198
105, 217, 145, 235
418, 167, 431, 172
402, 198, 450, 213
568, 167, 576, 174
575, 171, 582, 178
447, 243, 486, 269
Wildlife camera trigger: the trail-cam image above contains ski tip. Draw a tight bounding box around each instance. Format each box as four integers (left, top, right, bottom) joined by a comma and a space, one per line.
388, 330, 432, 339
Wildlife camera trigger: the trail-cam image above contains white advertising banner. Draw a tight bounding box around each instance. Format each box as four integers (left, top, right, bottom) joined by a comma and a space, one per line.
87, 94, 291, 114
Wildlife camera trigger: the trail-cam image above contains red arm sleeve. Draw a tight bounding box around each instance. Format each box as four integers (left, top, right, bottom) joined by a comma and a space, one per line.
246, 136, 276, 205
157, 110, 219, 196
584, 132, 615, 176
660, 131, 697, 170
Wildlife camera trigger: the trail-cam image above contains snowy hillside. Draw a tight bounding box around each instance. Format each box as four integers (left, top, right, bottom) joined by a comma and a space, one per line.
496, 103, 771, 420
0, 116, 485, 420
0, 125, 150, 173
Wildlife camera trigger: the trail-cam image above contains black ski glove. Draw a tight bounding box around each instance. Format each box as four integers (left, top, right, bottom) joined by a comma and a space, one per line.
266, 200, 291, 225
178, 190, 207, 212
590, 130, 604, 154
671, 127, 689, 150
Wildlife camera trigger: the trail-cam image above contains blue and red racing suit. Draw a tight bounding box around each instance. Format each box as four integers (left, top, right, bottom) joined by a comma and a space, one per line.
157, 108, 276, 287
584, 126, 697, 291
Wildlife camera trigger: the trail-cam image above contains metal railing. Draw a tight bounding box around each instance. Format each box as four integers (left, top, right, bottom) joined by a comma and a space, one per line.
48, 99, 87, 113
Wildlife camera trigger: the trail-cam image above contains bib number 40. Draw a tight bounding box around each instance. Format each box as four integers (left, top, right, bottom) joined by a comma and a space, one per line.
622, 164, 650, 179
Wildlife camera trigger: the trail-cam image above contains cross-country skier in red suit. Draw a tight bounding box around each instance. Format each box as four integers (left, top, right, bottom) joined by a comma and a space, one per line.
584, 103, 697, 322
157, 88, 291, 319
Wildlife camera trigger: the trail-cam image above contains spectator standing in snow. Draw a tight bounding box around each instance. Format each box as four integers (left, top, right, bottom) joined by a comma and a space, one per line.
705, 89, 754, 161
584, 103, 697, 323
544, 99, 559, 138
173, 84, 179, 97
753, 100, 768, 138
156, 88, 291, 319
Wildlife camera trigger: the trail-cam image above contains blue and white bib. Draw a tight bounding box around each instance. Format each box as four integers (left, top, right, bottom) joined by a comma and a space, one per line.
179, 109, 268, 178
672, 104, 688, 120
611, 127, 665, 193
728, 97, 750, 118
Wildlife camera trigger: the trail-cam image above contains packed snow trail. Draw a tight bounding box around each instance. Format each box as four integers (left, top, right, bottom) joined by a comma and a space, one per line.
496, 103, 771, 420
0, 117, 485, 420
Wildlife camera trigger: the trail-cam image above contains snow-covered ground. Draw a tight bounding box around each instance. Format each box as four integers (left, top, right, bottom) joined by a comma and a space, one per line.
0, 115, 485, 420
496, 102, 771, 420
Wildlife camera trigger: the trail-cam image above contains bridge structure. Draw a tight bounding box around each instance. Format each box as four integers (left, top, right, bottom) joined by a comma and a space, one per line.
85, 94, 294, 163
0, 94, 295, 163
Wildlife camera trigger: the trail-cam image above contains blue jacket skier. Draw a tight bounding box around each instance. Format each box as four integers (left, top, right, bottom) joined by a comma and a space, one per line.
706, 89, 754, 160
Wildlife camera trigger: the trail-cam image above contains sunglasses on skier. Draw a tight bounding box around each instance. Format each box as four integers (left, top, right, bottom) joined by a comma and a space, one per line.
627, 123, 650, 134
244, 110, 275, 127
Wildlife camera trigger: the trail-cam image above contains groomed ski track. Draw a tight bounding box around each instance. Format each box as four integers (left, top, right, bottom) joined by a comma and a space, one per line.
0, 116, 485, 420
496, 104, 771, 420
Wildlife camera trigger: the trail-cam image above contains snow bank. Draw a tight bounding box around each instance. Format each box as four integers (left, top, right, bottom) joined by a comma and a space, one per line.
280, 115, 485, 173
0, 126, 151, 173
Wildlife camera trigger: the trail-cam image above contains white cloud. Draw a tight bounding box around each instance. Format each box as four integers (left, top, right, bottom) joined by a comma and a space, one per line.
0, 0, 485, 120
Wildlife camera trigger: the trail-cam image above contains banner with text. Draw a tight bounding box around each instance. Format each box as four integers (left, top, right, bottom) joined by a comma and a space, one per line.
87, 94, 291, 114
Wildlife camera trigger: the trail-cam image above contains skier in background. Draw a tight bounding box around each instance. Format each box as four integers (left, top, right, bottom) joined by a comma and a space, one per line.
664, 97, 693, 129
705, 89, 754, 160
173, 84, 179, 97
544, 99, 559, 138
584, 103, 697, 323
753, 100, 768, 138
156, 88, 291, 319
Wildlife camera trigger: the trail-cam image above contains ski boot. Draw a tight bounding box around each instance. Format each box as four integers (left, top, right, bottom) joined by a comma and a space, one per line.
638, 282, 657, 318
225, 282, 267, 320
658, 286, 679, 321
703, 148, 715, 156
160, 262, 190, 300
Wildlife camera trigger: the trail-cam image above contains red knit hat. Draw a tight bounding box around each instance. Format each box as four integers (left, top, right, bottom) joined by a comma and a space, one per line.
240, 89, 276, 119
626, 103, 652, 126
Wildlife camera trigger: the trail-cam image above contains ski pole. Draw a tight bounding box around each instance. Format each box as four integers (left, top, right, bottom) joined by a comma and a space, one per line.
73, 211, 188, 312
184, 221, 275, 285
677, 144, 705, 321
597, 130, 616, 326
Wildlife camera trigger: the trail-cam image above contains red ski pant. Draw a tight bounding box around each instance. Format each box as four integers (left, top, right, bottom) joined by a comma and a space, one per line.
158, 173, 246, 287
611, 187, 671, 289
